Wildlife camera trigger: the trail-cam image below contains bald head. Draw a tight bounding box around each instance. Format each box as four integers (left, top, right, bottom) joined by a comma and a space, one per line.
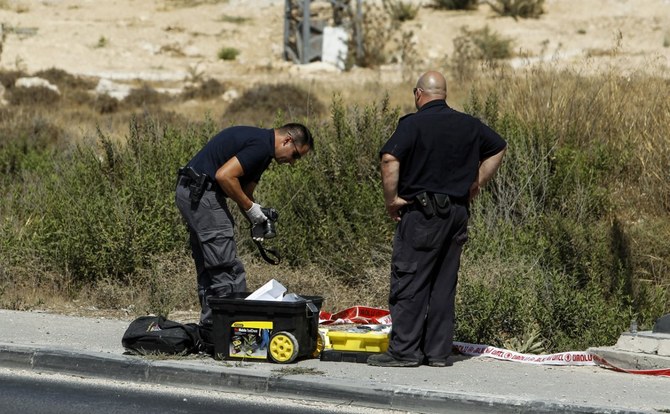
416, 71, 447, 99
414, 71, 447, 109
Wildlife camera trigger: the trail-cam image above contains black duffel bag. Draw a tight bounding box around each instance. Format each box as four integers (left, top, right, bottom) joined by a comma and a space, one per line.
122, 315, 203, 355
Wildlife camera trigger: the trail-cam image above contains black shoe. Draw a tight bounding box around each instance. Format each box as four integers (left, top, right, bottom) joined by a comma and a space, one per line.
367, 353, 420, 367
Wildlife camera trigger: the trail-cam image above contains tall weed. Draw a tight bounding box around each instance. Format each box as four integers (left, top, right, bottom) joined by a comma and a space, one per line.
31, 115, 216, 285
255, 95, 398, 286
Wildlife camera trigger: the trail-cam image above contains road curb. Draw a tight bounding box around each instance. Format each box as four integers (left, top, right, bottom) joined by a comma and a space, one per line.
0, 343, 652, 414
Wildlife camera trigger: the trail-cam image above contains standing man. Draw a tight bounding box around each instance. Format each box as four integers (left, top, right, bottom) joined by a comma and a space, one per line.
175, 123, 313, 327
368, 71, 506, 367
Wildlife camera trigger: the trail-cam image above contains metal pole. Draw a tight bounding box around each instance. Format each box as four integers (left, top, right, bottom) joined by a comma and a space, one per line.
302, 0, 311, 64
284, 0, 290, 61
356, 0, 363, 64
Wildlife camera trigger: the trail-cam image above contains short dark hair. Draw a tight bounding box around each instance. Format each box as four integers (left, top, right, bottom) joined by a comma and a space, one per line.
281, 123, 314, 152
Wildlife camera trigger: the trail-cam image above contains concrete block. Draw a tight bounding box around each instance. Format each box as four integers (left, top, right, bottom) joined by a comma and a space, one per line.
614, 332, 658, 354
658, 340, 670, 357
588, 347, 670, 370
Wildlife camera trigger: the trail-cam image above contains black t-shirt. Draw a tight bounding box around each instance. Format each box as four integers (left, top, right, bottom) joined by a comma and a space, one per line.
380, 100, 507, 200
187, 126, 274, 189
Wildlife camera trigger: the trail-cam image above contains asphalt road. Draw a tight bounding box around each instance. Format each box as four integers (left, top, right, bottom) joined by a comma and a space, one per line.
0, 368, 405, 414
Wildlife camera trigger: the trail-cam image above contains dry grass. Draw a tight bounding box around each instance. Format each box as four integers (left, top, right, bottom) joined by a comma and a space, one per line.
1, 251, 390, 318
243, 259, 390, 313
474, 63, 670, 215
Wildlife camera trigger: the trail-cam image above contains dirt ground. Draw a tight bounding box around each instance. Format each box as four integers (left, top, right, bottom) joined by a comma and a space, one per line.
1, 0, 669, 101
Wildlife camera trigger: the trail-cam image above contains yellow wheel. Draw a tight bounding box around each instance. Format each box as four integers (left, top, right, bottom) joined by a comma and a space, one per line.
311, 331, 326, 359
269, 331, 299, 363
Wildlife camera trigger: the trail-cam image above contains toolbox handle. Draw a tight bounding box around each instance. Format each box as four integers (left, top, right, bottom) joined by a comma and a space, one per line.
306, 301, 318, 318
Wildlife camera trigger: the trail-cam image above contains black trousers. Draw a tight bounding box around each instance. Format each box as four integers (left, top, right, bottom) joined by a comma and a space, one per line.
175, 176, 247, 325
387, 204, 469, 364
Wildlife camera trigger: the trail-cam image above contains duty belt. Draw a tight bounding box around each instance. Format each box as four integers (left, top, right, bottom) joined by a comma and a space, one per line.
177, 166, 219, 203
403, 191, 467, 219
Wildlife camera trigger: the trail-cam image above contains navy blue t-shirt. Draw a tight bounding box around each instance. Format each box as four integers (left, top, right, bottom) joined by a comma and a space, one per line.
187, 126, 274, 190
380, 100, 506, 200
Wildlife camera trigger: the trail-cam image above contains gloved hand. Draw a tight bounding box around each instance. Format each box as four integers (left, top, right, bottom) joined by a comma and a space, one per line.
245, 202, 268, 225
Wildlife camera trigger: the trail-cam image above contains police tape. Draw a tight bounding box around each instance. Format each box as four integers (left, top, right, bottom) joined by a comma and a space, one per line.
453, 341, 596, 366
455, 342, 670, 376
318, 307, 669, 376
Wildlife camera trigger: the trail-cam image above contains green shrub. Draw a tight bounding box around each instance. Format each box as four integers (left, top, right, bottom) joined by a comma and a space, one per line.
449, 26, 514, 81
29, 115, 216, 284
224, 83, 326, 126
456, 88, 663, 351
33, 68, 96, 90
0, 108, 70, 152
9, 86, 61, 106
180, 78, 225, 101
218, 14, 250, 24
353, 4, 392, 68
383, 0, 420, 22
123, 85, 172, 108
0, 70, 26, 89
217, 47, 239, 61
255, 95, 399, 285
432, 0, 478, 10
465, 25, 514, 60
487, 0, 545, 19
95, 36, 108, 48
94, 94, 120, 114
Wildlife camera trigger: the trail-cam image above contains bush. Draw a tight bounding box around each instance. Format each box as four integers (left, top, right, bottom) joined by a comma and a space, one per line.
28, 115, 216, 284
94, 94, 120, 114
9, 86, 61, 106
349, 3, 418, 71
353, 4, 392, 68
449, 26, 514, 81
487, 0, 545, 19
255, 95, 399, 285
432, 0, 478, 10
180, 78, 225, 101
463, 25, 514, 60
217, 47, 239, 61
0, 70, 26, 89
224, 83, 326, 126
383, 0, 420, 22
123, 85, 172, 108
0, 108, 70, 153
33, 67, 96, 90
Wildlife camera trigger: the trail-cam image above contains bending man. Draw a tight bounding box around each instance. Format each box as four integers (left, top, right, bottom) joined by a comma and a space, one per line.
175, 123, 313, 327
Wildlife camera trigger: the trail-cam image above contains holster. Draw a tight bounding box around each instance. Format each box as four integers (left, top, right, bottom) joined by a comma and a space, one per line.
433, 193, 452, 217
415, 192, 452, 219
178, 166, 210, 204
415, 192, 435, 218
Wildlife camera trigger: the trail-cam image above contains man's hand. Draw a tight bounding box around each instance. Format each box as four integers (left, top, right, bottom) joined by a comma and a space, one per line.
245, 202, 268, 225
468, 181, 481, 202
386, 196, 411, 222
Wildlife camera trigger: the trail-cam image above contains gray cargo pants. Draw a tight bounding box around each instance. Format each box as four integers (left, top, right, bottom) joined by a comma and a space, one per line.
175, 176, 247, 325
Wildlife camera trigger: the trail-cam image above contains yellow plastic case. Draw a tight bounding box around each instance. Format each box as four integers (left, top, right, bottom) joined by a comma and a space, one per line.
326, 330, 389, 353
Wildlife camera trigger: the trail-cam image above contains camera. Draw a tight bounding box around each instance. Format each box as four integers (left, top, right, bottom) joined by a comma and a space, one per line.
251, 207, 279, 240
